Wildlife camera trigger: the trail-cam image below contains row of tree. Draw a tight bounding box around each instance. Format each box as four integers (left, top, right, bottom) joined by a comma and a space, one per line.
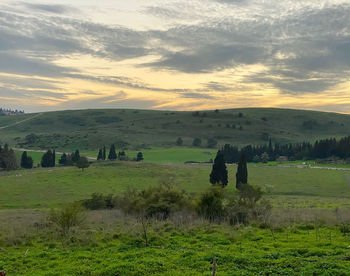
97, 145, 143, 162
220, 135, 350, 163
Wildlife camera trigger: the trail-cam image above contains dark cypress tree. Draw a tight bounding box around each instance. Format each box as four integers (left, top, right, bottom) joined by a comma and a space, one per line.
97, 149, 103, 160
21, 151, 28, 168
236, 152, 248, 190
210, 151, 228, 187
52, 149, 56, 167
41, 150, 53, 168
136, 152, 144, 161
72, 150, 80, 163
108, 144, 117, 160
59, 153, 67, 165
21, 151, 33, 169
103, 146, 106, 160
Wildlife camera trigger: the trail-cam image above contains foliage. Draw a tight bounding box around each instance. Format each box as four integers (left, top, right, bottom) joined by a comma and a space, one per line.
192, 138, 201, 147
75, 156, 90, 171
176, 137, 183, 146
236, 152, 248, 190
207, 138, 218, 148
20, 151, 33, 169
0, 144, 17, 170
81, 193, 114, 210
41, 149, 55, 168
136, 152, 144, 161
108, 144, 117, 160
196, 186, 225, 221
48, 203, 86, 236
209, 151, 228, 187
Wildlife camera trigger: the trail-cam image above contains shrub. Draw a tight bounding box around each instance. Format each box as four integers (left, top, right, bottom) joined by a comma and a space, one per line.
48, 204, 86, 236
81, 193, 114, 210
196, 187, 225, 221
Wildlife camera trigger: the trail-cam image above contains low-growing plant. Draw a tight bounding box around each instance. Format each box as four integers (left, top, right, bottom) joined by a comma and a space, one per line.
48, 203, 86, 237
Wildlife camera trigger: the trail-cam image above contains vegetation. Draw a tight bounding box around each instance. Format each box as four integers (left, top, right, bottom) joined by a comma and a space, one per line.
0, 144, 17, 170
209, 151, 228, 187
20, 151, 33, 169
40, 149, 55, 168
75, 156, 90, 171
236, 152, 248, 190
2, 108, 350, 151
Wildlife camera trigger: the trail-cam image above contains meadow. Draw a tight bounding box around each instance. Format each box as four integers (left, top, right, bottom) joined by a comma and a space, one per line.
1, 161, 350, 275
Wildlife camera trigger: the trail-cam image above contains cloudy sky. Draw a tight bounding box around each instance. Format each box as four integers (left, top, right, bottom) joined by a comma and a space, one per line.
0, 0, 350, 113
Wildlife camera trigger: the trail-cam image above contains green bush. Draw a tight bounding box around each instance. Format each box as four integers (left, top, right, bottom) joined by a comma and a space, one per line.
196, 186, 225, 221
81, 193, 114, 210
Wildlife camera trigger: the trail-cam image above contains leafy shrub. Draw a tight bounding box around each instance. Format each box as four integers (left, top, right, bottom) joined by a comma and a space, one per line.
196, 187, 225, 221
48, 204, 86, 236
81, 193, 114, 210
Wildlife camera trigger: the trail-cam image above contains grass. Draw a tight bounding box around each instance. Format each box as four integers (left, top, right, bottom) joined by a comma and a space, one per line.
0, 212, 350, 275
1, 107, 350, 151
1, 162, 350, 209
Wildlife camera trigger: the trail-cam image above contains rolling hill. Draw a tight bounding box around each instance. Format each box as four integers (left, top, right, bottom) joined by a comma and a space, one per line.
0, 108, 350, 152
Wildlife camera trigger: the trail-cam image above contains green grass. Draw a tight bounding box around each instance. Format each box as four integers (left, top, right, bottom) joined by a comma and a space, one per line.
1, 108, 350, 151
1, 223, 349, 275
1, 162, 350, 209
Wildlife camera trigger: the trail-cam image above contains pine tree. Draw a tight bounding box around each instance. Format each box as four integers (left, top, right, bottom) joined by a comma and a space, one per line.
97, 149, 103, 160
52, 149, 56, 167
21, 151, 33, 169
41, 150, 53, 168
236, 152, 248, 190
108, 144, 117, 160
59, 153, 67, 165
103, 146, 106, 160
210, 151, 228, 187
72, 150, 80, 163
136, 152, 144, 161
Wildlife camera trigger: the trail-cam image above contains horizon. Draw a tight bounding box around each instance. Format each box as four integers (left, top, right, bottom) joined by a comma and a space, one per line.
1, 0, 350, 113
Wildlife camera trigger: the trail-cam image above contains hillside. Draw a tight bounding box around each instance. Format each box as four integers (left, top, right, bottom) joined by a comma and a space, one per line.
0, 108, 350, 151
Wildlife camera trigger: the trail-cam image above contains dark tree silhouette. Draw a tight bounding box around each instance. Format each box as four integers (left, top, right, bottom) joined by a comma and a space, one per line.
136, 152, 144, 161
210, 151, 228, 187
108, 144, 117, 160
236, 152, 248, 190
20, 151, 33, 169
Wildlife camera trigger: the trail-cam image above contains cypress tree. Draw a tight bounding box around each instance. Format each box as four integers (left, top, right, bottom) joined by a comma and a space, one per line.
72, 150, 80, 163
136, 152, 144, 161
236, 152, 248, 190
52, 149, 56, 167
20, 151, 33, 169
103, 146, 106, 160
108, 144, 117, 160
97, 149, 103, 160
210, 151, 228, 187
59, 153, 67, 165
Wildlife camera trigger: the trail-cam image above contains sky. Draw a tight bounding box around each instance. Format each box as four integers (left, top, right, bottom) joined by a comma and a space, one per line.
0, 0, 350, 113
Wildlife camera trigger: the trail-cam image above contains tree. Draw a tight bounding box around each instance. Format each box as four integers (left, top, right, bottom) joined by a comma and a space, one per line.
207, 138, 218, 148
97, 149, 103, 160
136, 152, 144, 161
102, 146, 106, 160
192, 138, 202, 147
76, 156, 90, 171
0, 144, 17, 170
20, 151, 33, 169
59, 153, 67, 165
210, 151, 228, 187
118, 151, 126, 160
41, 150, 55, 168
236, 152, 248, 190
176, 137, 183, 146
72, 150, 80, 163
260, 152, 269, 163
108, 144, 117, 160
52, 149, 56, 167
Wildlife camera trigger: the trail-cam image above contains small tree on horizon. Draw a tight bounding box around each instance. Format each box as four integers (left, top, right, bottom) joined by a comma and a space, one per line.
20, 151, 33, 169
76, 156, 90, 171
108, 144, 117, 160
192, 138, 202, 147
236, 152, 248, 190
136, 152, 144, 162
210, 151, 228, 187
176, 137, 183, 146
97, 149, 103, 160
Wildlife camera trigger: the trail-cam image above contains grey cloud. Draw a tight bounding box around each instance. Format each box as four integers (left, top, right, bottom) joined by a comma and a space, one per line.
21, 3, 74, 14
181, 93, 215, 99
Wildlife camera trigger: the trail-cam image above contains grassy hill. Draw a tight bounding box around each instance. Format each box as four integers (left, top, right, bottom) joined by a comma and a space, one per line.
1, 108, 350, 152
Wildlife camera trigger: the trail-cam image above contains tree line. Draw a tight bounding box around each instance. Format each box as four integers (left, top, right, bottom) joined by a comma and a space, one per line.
219, 135, 350, 163
97, 144, 143, 162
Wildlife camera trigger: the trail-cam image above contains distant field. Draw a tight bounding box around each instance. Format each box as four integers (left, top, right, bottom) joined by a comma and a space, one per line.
1, 162, 350, 209
1, 108, 350, 151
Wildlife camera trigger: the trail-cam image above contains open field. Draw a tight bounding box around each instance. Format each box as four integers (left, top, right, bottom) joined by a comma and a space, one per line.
1, 212, 349, 276
1, 162, 350, 209
1, 108, 350, 151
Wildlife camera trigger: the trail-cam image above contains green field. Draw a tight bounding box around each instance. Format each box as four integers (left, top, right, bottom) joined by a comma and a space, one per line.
1, 162, 350, 209
1, 108, 350, 151
1, 161, 350, 275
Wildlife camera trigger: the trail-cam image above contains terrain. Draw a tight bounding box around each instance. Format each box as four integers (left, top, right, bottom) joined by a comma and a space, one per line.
1, 108, 350, 152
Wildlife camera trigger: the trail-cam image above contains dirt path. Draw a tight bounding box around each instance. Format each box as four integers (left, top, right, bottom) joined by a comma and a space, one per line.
0, 113, 42, 130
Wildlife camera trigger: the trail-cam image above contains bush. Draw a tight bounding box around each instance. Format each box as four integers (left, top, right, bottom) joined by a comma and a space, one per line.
196, 187, 225, 221
81, 193, 114, 210
48, 204, 86, 236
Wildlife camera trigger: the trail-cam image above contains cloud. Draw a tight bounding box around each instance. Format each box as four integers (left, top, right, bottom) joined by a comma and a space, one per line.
21, 3, 78, 14
181, 92, 215, 99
